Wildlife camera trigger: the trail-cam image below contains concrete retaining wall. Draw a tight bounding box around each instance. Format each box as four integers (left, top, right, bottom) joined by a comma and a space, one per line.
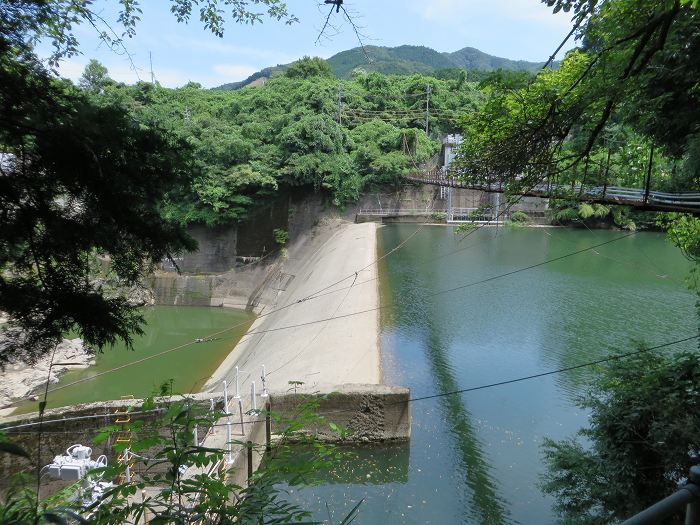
270, 384, 411, 443
149, 185, 550, 307
1, 385, 410, 492
0, 394, 223, 495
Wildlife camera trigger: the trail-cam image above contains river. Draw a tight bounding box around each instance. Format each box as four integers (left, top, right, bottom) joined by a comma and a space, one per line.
15, 306, 254, 414
287, 225, 697, 525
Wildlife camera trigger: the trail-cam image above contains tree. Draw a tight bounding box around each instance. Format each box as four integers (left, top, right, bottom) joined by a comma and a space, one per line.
542, 350, 700, 525
455, 0, 700, 192
0, 393, 359, 524
3, 0, 298, 67
0, 50, 196, 365
285, 56, 335, 79
0, 0, 307, 364
79, 59, 111, 93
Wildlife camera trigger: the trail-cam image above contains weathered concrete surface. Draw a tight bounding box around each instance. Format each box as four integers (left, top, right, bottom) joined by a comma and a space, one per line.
185, 384, 410, 489
270, 384, 411, 443
149, 185, 548, 308
0, 394, 224, 493
204, 221, 381, 397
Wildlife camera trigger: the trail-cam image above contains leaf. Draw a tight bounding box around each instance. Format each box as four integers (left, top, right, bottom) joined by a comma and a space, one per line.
338, 499, 364, 525
42, 513, 68, 525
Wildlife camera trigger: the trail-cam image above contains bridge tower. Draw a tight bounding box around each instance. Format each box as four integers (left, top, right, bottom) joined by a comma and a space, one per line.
442, 134, 464, 220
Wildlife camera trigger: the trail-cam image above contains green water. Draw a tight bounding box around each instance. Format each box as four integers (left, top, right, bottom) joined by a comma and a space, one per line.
289, 226, 697, 525
16, 306, 254, 414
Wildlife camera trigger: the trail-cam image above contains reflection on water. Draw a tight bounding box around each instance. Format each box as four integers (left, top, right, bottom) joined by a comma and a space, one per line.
277, 443, 410, 486
287, 225, 696, 524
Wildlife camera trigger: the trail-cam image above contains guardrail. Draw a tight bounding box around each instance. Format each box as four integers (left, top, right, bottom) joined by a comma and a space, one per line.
405, 173, 700, 212
357, 208, 436, 216
620, 466, 700, 525
357, 207, 512, 224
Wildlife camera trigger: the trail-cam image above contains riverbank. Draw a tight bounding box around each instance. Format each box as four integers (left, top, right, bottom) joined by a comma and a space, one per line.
0, 339, 94, 416
205, 219, 381, 395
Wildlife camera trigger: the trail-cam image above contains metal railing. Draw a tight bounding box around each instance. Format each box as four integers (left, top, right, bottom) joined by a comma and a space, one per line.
621, 466, 700, 525
405, 171, 700, 212
357, 208, 436, 216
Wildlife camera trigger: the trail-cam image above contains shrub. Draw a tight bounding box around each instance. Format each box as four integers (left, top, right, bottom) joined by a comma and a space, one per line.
273, 228, 289, 246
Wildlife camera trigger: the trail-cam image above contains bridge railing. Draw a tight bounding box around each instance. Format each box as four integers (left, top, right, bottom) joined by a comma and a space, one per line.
405, 171, 700, 210
357, 208, 436, 216
619, 466, 700, 525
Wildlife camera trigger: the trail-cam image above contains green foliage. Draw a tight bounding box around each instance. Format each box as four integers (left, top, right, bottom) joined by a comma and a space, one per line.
611, 207, 637, 231
325, 45, 546, 80
509, 210, 531, 223
285, 56, 335, 79
0, 49, 195, 365
88, 68, 466, 216
547, 199, 639, 229
454, 224, 478, 234
577, 203, 610, 220
0, 395, 355, 524
658, 213, 700, 261
542, 351, 700, 525
79, 59, 111, 93
454, 0, 700, 206
456, 49, 594, 189
273, 228, 289, 246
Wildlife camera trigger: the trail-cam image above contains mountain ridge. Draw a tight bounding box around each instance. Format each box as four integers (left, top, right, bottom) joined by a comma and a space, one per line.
213, 44, 550, 91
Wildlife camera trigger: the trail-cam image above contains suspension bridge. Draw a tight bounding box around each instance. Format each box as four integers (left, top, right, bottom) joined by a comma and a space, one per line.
405, 168, 700, 214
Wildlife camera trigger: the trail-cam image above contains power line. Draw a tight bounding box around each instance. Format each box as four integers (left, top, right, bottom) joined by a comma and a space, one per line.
10, 333, 697, 434
192, 232, 640, 343
432, 231, 636, 296
19, 215, 437, 402
406, 334, 700, 403
16, 227, 632, 407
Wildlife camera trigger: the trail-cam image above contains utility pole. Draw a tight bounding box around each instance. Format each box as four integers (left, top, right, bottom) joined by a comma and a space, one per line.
337, 85, 343, 126
149, 51, 155, 85
643, 145, 655, 206
425, 84, 431, 136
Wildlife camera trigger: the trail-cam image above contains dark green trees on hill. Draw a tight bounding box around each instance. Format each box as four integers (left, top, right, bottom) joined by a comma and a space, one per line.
285, 56, 335, 79
85, 63, 480, 225
214, 44, 550, 90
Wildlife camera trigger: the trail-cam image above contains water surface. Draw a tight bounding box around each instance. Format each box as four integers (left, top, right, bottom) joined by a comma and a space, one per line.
16, 306, 254, 413
289, 225, 696, 525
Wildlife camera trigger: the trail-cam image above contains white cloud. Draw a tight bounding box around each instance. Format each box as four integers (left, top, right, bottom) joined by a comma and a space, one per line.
56, 59, 89, 82
412, 0, 571, 29
160, 35, 296, 64
212, 64, 258, 80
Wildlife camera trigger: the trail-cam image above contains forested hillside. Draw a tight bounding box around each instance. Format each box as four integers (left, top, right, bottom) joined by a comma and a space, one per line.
84, 49, 697, 232
213, 44, 547, 90
84, 57, 481, 226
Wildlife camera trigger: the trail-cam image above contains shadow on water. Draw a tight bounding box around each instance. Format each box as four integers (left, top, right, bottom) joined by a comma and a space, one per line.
382, 225, 510, 525
413, 292, 511, 525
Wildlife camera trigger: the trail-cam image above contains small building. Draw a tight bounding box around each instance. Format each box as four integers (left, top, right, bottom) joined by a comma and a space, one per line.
442, 134, 463, 169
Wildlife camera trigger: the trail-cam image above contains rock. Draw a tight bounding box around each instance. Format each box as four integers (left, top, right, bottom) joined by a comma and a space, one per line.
0, 337, 95, 410
127, 284, 155, 306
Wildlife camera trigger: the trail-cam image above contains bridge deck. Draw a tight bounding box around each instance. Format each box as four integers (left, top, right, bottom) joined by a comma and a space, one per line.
406, 173, 700, 214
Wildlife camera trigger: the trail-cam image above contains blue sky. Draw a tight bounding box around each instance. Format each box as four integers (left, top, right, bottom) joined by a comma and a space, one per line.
49, 0, 577, 89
